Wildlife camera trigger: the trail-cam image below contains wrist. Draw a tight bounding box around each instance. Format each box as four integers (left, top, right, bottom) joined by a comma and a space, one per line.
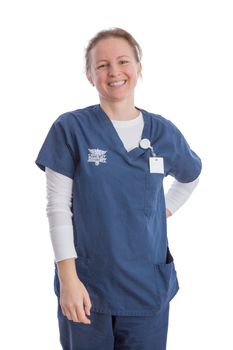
57, 258, 79, 282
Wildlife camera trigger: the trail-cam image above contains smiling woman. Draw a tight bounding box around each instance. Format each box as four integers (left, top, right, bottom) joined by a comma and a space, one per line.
35, 27, 202, 350
86, 35, 142, 118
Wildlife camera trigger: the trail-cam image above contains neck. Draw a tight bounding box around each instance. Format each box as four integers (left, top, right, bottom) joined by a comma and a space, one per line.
99, 98, 139, 121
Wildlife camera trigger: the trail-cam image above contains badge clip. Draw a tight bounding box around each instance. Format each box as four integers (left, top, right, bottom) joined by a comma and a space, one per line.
139, 138, 164, 173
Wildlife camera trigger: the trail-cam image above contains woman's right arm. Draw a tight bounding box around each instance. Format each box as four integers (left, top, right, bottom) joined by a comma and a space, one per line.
45, 167, 92, 324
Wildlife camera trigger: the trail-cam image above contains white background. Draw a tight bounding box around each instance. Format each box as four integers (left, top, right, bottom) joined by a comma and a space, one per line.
1, 0, 232, 349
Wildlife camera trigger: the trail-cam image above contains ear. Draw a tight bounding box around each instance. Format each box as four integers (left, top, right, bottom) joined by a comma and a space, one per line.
137, 62, 142, 77
86, 70, 95, 86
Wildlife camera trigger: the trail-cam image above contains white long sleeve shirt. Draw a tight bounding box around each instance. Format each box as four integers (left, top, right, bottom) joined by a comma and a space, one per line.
45, 112, 199, 262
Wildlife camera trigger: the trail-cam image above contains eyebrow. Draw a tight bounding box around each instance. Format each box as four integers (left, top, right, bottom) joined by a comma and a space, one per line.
96, 55, 131, 63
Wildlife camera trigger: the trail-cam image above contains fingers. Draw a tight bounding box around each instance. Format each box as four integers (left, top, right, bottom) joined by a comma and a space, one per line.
60, 295, 92, 324
83, 291, 92, 316
62, 306, 79, 323
76, 302, 91, 324
61, 303, 91, 324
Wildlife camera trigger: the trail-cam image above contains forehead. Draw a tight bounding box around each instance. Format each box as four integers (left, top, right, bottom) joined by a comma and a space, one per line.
90, 37, 135, 62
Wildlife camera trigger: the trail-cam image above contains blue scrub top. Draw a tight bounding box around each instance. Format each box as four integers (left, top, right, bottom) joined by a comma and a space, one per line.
35, 104, 202, 316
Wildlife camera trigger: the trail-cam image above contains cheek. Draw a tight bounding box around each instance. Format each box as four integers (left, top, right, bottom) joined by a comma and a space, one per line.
89, 67, 102, 83
95, 72, 107, 85
126, 67, 139, 80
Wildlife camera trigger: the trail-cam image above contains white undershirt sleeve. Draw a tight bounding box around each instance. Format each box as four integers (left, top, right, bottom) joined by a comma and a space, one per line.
45, 167, 77, 262
165, 177, 199, 215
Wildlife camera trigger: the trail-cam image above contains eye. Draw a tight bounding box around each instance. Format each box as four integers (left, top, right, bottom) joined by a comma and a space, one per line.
97, 63, 108, 70
119, 60, 129, 65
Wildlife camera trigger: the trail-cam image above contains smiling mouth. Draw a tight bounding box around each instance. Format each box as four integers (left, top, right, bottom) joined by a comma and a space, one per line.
108, 80, 127, 87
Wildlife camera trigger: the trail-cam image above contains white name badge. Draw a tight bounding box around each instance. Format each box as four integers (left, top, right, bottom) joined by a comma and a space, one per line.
149, 157, 164, 174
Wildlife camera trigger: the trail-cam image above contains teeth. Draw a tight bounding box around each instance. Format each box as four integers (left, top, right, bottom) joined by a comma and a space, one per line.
109, 80, 126, 87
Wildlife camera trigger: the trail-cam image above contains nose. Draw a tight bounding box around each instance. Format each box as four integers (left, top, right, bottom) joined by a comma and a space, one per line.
108, 63, 120, 77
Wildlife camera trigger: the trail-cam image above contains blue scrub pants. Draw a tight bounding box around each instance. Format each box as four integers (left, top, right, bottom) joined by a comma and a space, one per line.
57, 302, 170, 350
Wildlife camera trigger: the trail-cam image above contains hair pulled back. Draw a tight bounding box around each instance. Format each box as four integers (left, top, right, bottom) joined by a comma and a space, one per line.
85, 27, 142, 72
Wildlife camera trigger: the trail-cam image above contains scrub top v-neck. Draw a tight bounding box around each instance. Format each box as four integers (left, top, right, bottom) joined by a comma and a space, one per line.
35, 104, 202, 316
96, 104, 150, 160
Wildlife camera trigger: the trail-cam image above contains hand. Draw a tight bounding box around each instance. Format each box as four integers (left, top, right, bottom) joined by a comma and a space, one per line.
59, 275, 92, 324
166, 208, 172, 218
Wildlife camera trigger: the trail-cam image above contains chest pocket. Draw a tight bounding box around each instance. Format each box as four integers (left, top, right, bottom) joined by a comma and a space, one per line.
144, 172, 164, 217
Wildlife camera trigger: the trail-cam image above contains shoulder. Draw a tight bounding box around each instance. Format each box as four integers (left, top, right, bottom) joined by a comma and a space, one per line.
140, 108, 180, 135
54, 104, 99, 127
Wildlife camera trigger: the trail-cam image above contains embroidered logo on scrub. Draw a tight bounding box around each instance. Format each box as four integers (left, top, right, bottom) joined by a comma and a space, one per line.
88, 148, 107, 166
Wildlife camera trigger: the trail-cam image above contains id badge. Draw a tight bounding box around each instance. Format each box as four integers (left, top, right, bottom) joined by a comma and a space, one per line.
149, 157, 164, 174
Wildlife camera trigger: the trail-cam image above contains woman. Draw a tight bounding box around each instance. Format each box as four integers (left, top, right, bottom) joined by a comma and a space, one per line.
35, 28, 202, 350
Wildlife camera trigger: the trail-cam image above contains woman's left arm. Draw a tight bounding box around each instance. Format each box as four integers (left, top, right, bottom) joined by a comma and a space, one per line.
165, 177, 199, 218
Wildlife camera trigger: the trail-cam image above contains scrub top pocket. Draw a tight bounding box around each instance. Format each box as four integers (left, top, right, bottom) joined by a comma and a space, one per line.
153, 247, 179, 311
144, 172, 164, 217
